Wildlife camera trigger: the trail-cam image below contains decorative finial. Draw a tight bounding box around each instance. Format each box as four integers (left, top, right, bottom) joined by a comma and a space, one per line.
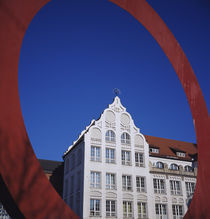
113, 88, 120, 97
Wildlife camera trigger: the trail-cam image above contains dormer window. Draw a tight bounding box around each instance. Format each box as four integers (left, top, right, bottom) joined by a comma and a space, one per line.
176, 152, 186, 158
105, 130, 116, 143
156, 162, 164, 169
170, 163, 179, 171
121, 132, 131, 145
150, 148, 159, 154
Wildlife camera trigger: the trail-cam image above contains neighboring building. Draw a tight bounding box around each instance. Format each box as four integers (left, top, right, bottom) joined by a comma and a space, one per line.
0, 159, 63, 218
63, 96, 197, 219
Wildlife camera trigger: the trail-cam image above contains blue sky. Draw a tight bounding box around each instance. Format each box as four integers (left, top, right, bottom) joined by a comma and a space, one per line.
18, 0, 210, 161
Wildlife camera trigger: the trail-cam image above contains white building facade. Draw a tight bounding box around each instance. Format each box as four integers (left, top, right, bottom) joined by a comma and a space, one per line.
63, 97, 197, 219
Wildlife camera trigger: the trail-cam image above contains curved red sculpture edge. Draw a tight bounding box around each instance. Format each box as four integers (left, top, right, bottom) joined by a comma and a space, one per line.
0, 0, 209, 218
0, 0, 78, 218
109, 0, 209, 218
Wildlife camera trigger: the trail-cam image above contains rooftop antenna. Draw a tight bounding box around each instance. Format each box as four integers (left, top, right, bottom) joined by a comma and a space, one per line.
113, 88, 121, 97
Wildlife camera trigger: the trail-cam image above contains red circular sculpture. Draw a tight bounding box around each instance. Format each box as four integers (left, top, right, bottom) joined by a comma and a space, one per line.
0, 0, 209, 218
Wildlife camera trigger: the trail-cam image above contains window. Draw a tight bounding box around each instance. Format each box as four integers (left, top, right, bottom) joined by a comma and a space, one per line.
155, 204, 167, 219
156, 162, 164, 169
106, 173, 116, 189
137, 202, 147, 219
76, 191, 80, 215
136, 176, 146, 192
91, 146, 101, 162
122, 150, 131, 165
185, 182, 195, 197
123, 201, 133, 218
70, 175, 74, 194
106, 200, 116, 217
77, 171, 81, 191
184, 165, 193, 172
106, 148, 115, 163
150, 148, 159, 153
64, 179, 69, 199
176, 152, 185, 158
170, 163, 179, 171
77, 148, 82, 165
170, 180, 182, 195
135, 152, 144, 167
90, 172, 101, 189
90, 199, 100, 216
71, 153, 75, 170
153, 179, 166, 194
172, 205, 183, 219
121, 132, 131, 144
69, 194, 74, 208
122, 175, 132, 191
105, 130, 116, 143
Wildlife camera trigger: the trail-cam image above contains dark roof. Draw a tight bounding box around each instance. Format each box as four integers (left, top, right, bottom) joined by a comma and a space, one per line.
38, 159, 63, 173
145, 135, 197, 161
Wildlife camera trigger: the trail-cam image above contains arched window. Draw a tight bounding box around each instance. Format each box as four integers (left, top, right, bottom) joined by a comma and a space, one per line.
121, 132, 131, 144
184, 165, 193, 172
156, 162, 164, 169
105, 130, 116, 143
170, 163, 179, 171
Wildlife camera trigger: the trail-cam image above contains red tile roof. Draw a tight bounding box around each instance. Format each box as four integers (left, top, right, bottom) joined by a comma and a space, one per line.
144, 135, 197, 161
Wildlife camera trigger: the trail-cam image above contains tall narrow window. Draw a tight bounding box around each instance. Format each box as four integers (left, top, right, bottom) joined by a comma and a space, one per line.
185, 182, 195, 197
123, 201, 133, 218
122, 150, 131, 165
90, 172, 101, 189
106, 148, 115, 163
172, 205, 183, 219
105, 130, 116, 143
90, 146, 101, 162
155, 204, 167, 219
153, 179, 166, 194
136, 176, 146, 192
135, 152, 144, 167
170, 180, 182, 195
106, 173, 116, 189
70, 175, 74, 194
106, 200, 116, 217
71, 153, 75, 170
137, 202, 147, 219
90, 199, 100, 216
121, 132, 131, 144
65, 158, 69, 173
64, 179, 68, 199
122, 175, 132, 191
77, 171, 81, 191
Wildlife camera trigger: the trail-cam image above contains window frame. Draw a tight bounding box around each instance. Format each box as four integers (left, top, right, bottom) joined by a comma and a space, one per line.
90, 199, 101, 216
137, 202, 147, 219
121, 132, 131, 145
135, 152, 144, 167
106, 200, 117, 217
105, 148, 115, 164
105, 130, 116, 143
123, 201, 133, 218
90, 146, 101, 162
170, 180, 182, 196
106, 173, 116, 190
136, 176, 146, 193
90, 171, 101, 189
153, 178, 166, 194
122, 175, 132, 191
121, 150, 131, 166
